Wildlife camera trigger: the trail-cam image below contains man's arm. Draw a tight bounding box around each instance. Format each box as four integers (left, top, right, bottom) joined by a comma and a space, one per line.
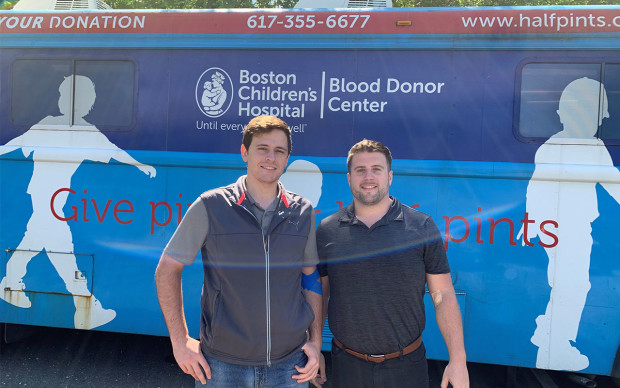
320, 276, 329, 338
312, 275, 330, 387
426, 273, 469, 388
155, 253, 210, 384
293, 265, 323, 384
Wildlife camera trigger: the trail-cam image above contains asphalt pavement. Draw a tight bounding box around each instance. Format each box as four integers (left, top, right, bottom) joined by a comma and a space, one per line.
1, 325, 618, 388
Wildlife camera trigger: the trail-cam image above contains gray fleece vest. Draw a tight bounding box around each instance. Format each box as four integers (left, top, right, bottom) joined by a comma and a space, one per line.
198, 177, 314, 366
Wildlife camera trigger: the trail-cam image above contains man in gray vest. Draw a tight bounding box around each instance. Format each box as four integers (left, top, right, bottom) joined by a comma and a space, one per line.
317, 139, 468, 388
156, 115, 323, 387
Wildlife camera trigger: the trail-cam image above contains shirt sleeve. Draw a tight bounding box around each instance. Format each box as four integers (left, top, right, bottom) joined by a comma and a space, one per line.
302, 211, 319, 267
316, 221, 328, 277
423, 216, 451, 274
162, 196, 209, 265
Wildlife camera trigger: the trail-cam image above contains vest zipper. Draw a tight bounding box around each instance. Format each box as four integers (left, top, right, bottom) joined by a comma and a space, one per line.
238, 203, 272, 366
264, 233, 271, 366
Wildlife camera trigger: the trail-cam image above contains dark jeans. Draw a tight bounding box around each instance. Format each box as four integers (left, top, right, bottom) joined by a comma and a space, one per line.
331, 340, 429, 388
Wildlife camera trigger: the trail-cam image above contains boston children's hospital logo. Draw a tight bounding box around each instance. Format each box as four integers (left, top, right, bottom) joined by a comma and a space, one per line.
195, 67, 233, 118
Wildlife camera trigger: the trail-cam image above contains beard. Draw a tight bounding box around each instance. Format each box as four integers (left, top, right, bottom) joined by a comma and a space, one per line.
351, 186, 389, 206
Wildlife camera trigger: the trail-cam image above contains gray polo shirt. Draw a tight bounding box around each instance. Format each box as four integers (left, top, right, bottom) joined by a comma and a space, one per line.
164, 179, 318, 267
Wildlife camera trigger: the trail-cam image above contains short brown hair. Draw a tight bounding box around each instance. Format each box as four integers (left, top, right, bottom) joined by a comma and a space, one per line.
242, 115, 292, 155
347, 139, 392, 172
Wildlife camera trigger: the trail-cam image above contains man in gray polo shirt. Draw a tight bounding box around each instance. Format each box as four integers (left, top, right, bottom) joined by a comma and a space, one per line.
155, 115, 323, 387
317, 139, 469, 388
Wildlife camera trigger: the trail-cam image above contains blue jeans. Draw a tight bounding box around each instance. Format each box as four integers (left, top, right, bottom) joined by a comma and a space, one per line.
196, 350, 309, 388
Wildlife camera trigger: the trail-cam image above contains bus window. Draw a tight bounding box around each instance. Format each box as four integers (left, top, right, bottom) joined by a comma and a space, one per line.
11, 59, 73, 128
601, 64, 620, 141
517, 63, 601, 141
11, 59, 135, 131
75, 61, 135, 129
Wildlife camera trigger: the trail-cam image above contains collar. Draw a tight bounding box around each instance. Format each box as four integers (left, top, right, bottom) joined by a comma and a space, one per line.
232, 176, 291, 209
339, 196, 403, 226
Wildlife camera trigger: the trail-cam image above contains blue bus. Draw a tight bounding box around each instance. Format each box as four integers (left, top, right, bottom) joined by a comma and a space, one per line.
1, 5, 619, 377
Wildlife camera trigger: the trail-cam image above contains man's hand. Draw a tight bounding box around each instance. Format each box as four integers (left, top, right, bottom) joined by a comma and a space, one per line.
172, 336, 211, 385
310, 351, 326, 387
293, 341, 321, 383
441, 360, 469, 388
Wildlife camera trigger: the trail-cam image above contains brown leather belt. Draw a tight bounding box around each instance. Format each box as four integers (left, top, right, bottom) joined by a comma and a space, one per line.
332, 336, 422, 363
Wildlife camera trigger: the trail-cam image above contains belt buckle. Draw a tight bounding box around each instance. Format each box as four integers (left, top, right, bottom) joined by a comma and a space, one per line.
369, 354, 386, 361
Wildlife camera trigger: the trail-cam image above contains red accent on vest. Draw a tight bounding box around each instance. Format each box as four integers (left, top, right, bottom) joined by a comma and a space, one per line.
281, 192, 290, 208
237, 191, 246, 205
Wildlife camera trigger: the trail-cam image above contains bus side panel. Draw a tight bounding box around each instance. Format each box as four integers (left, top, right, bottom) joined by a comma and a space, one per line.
1, 44, 619, 375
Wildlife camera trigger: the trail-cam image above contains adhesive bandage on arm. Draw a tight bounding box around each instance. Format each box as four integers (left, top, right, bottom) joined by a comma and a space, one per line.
302, 268, 322, 295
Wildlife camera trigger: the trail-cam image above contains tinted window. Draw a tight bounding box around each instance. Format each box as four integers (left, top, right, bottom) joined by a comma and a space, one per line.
518, 63, 601, 140
12, 59, 72, 127
601, 64, 620, 140
11, 59, 135, 131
